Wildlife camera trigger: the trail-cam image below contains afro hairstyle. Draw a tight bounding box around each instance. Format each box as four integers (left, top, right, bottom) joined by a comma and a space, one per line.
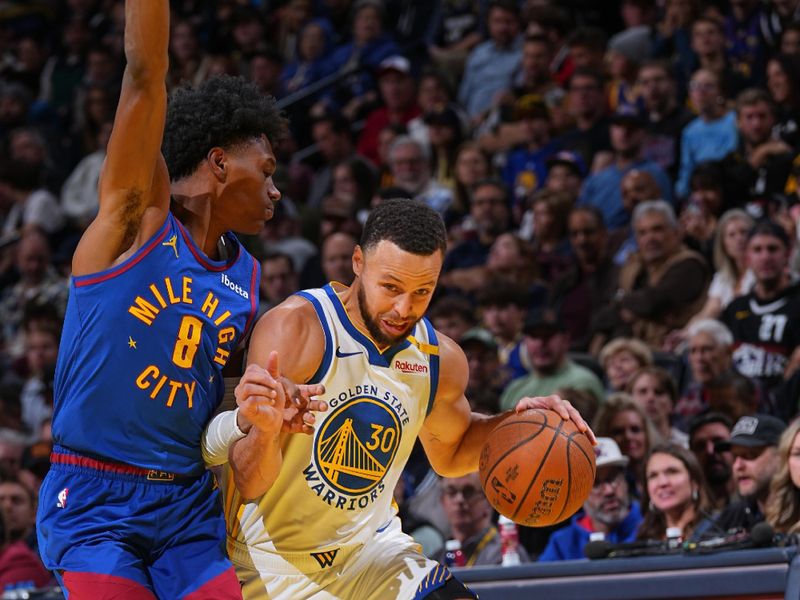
162, 75, 288, 182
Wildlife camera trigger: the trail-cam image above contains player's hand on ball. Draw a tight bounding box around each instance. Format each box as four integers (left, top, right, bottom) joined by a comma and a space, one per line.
515, 394, 597, 445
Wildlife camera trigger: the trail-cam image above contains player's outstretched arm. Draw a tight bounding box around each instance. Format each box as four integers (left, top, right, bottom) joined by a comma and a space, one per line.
72, 0, 170, 276
228, 297, 327, 500
419, 336, 595, 476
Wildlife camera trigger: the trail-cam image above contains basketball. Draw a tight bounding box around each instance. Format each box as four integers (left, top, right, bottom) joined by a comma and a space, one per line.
479, 409, 596, 527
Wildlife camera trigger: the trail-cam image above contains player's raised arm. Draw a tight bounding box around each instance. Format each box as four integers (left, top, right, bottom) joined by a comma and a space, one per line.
419, 335, 594, 477
72, 0, 170, 276
228, 297, 327, 500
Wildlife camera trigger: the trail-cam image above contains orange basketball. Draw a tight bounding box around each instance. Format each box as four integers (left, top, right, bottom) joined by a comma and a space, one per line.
479, 409, 596, 527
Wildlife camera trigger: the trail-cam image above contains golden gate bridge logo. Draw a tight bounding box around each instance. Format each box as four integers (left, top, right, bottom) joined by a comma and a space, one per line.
314, 397, 401, 495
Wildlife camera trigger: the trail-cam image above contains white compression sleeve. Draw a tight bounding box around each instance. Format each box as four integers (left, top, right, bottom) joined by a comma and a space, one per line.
202, 408, 246, 467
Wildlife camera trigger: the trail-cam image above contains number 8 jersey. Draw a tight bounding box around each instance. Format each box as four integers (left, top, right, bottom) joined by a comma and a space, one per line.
52, 213, 259, 476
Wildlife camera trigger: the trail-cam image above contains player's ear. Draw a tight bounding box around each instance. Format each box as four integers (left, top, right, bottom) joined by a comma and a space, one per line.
208, 147, 227, 182
352, 245, 364, 277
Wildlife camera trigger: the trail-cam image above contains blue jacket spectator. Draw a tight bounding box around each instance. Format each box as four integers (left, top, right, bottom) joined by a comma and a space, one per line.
280, 19, 335, 98
458, 0, 523, 119
578, 109, 673, 229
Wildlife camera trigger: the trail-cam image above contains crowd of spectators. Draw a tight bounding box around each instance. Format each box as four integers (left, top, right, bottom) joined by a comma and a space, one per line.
4, 0, 800, 586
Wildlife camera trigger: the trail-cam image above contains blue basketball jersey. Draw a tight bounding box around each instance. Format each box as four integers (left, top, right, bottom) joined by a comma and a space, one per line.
52, 213, 259, 476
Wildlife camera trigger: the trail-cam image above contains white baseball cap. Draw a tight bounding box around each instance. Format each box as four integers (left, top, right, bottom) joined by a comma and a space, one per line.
593, 437, 629, 469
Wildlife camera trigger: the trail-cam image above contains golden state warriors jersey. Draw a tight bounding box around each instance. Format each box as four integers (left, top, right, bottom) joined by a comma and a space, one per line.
223, 283, 440, 561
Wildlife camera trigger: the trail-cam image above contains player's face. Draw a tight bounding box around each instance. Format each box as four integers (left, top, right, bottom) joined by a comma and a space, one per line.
732, 445, 778, 498
747, 234, 789, 285
218, 136, 281, 235
646, 452, 695, 515
354, 241, 442, 346
789, 432, 800, 489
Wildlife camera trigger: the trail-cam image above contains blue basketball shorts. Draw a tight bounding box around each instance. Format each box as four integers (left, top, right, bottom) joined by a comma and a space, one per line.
37, 447, 235, 599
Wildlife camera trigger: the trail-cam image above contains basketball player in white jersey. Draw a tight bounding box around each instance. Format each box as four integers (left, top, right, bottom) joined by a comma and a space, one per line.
203, 199, 595, 599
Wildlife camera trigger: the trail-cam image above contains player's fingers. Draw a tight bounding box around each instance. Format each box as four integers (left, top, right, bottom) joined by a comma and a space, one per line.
265, 350, 280, 380
547, 395, 572, 420
306, 400, 328, 413
299, 384, 325, 399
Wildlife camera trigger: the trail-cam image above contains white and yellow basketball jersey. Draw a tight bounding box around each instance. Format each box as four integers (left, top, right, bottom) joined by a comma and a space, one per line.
222, 283, 440, 571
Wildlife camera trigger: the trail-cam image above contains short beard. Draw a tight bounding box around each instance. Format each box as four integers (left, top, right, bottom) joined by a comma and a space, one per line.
357, 285, 415, 347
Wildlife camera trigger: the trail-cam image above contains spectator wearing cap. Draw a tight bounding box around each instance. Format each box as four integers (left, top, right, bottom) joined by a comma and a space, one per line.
689, 412, 736, 511
713, 414, 786, 533
458, 0, 523, 122
675, 68, 738, 199
460, 328, 504, 414
539, 438, 643, 561
357, 55, 421, 167
386, 136, 453, 215
545, 151, 587, 199
716, 88, 795, 215
317, 0, 400, 119
499, 308, 605, 412
591, 200, 709, 352
501, 96, 559, 211
551, 206, 620, 352
636, 60, 694, 181
721, 221, 800, 417
577, 106, 673, 230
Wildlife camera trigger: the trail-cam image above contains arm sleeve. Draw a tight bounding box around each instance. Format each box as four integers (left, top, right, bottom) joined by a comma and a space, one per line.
202, 408, 246, 467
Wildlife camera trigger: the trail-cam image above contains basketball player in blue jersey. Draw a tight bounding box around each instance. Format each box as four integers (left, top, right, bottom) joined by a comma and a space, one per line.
204, 199, 597, 599
35, 1, 324, 598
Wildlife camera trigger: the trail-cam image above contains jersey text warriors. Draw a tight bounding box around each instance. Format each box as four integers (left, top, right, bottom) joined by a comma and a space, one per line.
223, 282, 440, 563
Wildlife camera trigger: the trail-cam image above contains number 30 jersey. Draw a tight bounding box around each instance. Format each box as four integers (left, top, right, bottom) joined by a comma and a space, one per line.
52, 213, 259, 476
223, 283, 440, 557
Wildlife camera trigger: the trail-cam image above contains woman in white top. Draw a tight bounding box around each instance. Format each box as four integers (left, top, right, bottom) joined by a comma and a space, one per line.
664, 209, 754, 351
